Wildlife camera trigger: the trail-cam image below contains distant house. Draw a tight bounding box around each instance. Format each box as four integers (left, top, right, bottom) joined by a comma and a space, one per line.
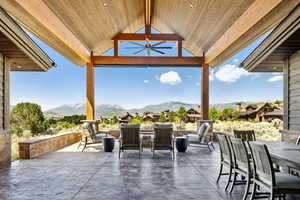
238, 103, 283, 122
119, 112, 134, 123
185, 107, 202, 123
142, 112, 160, 122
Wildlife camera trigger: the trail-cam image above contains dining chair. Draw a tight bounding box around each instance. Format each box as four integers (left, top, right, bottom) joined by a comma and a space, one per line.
227, 137, 252, 200
216, 134, 234, 191
187, 122, 214, 151
119, 124, 141, 158
79, 122, 108, 152
233, 130, 256, 141
152, 124, 174, 159
248, 142, 300, 200
289, 135, 300, 177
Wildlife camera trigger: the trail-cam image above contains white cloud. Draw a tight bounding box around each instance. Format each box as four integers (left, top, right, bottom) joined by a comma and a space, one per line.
159, 71, 182, 85
143, 80, 149, 84
267, 75, 283, 82
215, 64, 249, 83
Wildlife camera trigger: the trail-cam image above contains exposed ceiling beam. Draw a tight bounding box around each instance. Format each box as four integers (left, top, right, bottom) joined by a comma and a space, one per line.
93, 56, 203, 66
13, 0, 91, 64
112, 33, 183, 41
205, 0, 284, 64
145, 0, 154, 34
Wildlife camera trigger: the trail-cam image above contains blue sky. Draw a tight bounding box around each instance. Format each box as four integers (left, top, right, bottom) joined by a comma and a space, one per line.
10, 29, 283, 111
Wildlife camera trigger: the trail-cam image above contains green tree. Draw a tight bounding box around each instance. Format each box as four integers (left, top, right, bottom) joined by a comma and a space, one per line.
59, 114, 85, 125
209, 107, 220, 120
167, 111, 177, 122
110, 116, 119, 125
10, 102, 47, 135
159, 113, 167, 122
176, 106, 187, 122
220, 108, 239, 121
129, 116, 142, 124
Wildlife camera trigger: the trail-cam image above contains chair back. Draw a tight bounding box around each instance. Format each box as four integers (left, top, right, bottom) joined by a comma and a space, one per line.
296, 135, 300, 145
153, 124, 173, 148
234, 130, 256, 141
248, 142, 275, 187
229, 137, 250, 173
197, 123, 211, 143
83, 122, 96, 141
217, 134, 232, 164
120, 124, 141, 147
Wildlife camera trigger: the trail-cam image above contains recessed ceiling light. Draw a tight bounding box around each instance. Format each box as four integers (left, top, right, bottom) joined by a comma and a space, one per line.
17, 65, 22, 69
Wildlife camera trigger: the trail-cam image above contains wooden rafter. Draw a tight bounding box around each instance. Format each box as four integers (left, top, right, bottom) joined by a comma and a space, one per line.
145, 0, 154, 34
93, 56, 203, 66
205, 0, 284, 64
112, 33, 183, 41
13, 0, 90, 64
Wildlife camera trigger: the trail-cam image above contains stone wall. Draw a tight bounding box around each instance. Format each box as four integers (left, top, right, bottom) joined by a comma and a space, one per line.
19, 132, 81, 159
0, 130, 11, 167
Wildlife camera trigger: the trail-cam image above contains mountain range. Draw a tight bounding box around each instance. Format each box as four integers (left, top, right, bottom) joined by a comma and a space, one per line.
45, 101, 246, 117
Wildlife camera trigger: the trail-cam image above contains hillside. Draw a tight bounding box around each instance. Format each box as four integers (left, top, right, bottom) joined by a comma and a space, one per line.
46, 101, 243, 117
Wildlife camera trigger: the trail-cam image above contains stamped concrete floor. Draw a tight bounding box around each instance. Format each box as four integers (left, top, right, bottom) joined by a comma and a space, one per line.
0, 143, 299, 200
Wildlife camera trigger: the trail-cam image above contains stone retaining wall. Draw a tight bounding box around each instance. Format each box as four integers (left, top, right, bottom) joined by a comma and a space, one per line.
0, 130, 11, 167
19, 132, 81, 159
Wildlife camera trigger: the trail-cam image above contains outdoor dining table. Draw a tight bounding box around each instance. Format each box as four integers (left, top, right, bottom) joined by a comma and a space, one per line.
254, 141, 300, 171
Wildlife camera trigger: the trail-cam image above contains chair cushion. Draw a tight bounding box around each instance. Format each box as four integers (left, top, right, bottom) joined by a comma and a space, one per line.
275, 173, 300, 191
154, 123, 173, 129
187, 134, 200, 142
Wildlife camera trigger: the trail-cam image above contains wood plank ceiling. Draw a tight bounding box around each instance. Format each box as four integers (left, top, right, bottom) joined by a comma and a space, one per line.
0, 0, 299, 66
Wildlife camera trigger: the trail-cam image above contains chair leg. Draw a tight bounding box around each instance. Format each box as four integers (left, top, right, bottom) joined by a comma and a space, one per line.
211, 142, 215, 150
81, 137, 87, 152
153, 149, 155, 157
139, 148, 141, 159
172, 149, 175, 160
242, 175, 251, 200
225, 166, 233, 191
229, 172, 237, 193
119, 147, 121, 159
250, 183, 257, 200
216, 163, 223, 183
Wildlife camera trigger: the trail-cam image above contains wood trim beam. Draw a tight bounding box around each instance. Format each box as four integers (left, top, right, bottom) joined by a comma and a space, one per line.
112, 33, 184, 41
201, 56, 209, 120
86, 59, 95, 120
113, 40, 118, 57
14, 0, 90, 64
178, 40, 182, 57
205, 0, 284, 64
145, 0, 154, 34
93, 56, 203, 66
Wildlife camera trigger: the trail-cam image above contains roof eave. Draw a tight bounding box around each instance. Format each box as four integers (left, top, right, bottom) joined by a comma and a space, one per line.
0, 7, 55, 72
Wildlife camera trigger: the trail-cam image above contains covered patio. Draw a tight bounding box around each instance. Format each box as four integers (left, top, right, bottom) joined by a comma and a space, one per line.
0, 145, 255, 200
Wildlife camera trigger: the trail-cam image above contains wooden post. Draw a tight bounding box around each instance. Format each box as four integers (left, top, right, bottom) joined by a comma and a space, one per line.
114, 40, 118, 57
201, 56, 209, 120
86, 60, 95, 120
178, 40, 182, 57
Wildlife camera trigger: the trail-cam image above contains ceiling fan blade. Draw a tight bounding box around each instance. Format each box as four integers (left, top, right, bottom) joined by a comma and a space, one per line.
152, 47, 172, 49
125, 47, 144, 49
129, 41, 145, 47
151, 49, 165, 54
147, 48, 151, 56
134, 48, 146, 55
152, 41, 167, 47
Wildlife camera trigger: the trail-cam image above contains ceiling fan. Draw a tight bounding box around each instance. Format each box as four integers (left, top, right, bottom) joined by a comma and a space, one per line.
125, 38, 172, 56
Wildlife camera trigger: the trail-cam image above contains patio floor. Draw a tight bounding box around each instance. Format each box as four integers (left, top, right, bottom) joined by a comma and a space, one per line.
0, 142, 299, 200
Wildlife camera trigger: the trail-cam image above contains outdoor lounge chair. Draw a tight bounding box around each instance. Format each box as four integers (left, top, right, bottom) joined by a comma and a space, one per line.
152, 124, 174, 158
186, 122, 214, 151
119, 124, 141, 158
79, 122, 108, 152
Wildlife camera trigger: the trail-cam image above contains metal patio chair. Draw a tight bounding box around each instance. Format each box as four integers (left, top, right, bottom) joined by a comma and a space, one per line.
119, 124, 141, 158
152, 124, 174, 159
248, 142, 300, 200
289, 135, 300, 177
227, 137, 252, 200
233, 130, 256, 141
187, 122, 214, 151
216, 134, 234, 191
79, 122, 108, 152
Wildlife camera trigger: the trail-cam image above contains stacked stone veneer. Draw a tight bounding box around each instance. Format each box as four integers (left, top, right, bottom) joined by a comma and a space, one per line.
0, 130, 11, 167
19, 132, 81, 159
